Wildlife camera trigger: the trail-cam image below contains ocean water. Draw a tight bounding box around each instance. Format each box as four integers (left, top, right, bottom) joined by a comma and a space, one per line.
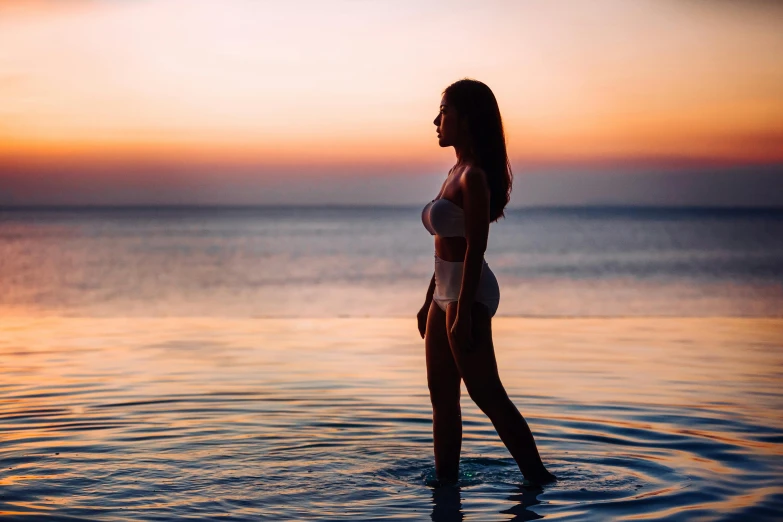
1, 206, 782, 521
1, 206, 782, 317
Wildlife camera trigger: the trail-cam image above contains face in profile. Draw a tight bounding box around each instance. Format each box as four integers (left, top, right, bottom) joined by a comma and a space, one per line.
433, 95, 462, 148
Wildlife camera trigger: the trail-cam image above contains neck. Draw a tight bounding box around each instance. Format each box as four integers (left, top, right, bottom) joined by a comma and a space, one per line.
454, 145, 475, 166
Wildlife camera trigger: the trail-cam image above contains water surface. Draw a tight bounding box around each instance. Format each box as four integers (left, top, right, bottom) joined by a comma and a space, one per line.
1, 317, 781, 520
2, 206, 781, 317
1, 207, 782, 520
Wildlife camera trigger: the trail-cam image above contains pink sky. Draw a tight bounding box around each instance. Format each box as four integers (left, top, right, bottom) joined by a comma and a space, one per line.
1, 0, 781, 205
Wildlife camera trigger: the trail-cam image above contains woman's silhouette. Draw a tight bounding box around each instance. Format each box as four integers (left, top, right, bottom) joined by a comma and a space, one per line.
418, 78, 555, 486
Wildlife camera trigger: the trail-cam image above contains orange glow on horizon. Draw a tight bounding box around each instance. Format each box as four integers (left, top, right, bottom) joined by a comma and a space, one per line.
1, 0, 782, 172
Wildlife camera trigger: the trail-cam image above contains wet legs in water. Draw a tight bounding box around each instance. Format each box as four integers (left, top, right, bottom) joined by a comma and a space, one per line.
425, 300, 555, 485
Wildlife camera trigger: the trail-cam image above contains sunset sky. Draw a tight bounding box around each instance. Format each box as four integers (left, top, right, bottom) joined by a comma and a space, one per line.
1, 0, 781, 206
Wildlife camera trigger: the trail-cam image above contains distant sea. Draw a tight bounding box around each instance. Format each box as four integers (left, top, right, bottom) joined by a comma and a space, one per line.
2, 206, 782, 521
1, 206, 782, 318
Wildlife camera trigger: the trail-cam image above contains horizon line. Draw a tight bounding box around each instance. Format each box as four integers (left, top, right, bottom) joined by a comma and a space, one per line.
3, 203, 783, 211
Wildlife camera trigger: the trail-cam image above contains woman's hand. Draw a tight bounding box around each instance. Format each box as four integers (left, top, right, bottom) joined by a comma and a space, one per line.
450, 310, 474, 353
417, 304, 429, 339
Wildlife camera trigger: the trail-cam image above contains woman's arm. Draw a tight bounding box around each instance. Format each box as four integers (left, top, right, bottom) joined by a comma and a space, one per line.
418, 271, 437, 338
424, 271, 436, 306
456, 168, 491, 317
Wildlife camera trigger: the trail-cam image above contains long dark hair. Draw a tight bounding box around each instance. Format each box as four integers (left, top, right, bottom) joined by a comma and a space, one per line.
443, 78, 512, 222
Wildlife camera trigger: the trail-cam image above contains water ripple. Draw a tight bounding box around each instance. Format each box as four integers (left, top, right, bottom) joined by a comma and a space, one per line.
1, 317, 781, 520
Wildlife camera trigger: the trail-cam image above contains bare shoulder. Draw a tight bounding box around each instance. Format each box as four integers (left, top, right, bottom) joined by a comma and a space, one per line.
460, 165, 490, 194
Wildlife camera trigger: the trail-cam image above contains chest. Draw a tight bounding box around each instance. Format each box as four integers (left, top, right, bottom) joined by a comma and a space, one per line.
436, 172, 464, 205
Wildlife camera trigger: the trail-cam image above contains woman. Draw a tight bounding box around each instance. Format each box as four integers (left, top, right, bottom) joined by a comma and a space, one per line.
418, 78, 555, 486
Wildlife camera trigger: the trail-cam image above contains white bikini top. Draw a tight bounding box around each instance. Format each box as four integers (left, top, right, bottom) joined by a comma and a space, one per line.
421, 198, 466, 238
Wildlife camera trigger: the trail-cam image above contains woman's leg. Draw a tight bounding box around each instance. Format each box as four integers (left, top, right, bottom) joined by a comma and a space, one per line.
445, 301, 555, 484
425, 300, 463, 484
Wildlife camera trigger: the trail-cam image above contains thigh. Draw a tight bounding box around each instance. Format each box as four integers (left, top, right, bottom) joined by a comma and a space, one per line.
425, 301, 461, 404
445, 301, 501, 385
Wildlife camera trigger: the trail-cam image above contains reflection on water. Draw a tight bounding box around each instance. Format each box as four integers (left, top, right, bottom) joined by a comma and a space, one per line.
2, 207, 782, 317
1, 317, 781, 520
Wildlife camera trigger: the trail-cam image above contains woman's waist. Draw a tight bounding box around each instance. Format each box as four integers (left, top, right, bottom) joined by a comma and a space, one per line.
433, 236, 468, 261
434, 253, 488, 265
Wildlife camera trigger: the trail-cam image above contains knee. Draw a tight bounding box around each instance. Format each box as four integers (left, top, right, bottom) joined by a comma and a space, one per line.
464, 378, 508, 413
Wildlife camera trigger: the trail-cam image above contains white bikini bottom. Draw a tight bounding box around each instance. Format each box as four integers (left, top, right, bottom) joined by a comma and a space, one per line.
433, 254, 500, 317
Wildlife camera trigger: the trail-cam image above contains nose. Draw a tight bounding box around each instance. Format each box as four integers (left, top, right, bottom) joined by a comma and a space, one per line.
433, 114, 440, 126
